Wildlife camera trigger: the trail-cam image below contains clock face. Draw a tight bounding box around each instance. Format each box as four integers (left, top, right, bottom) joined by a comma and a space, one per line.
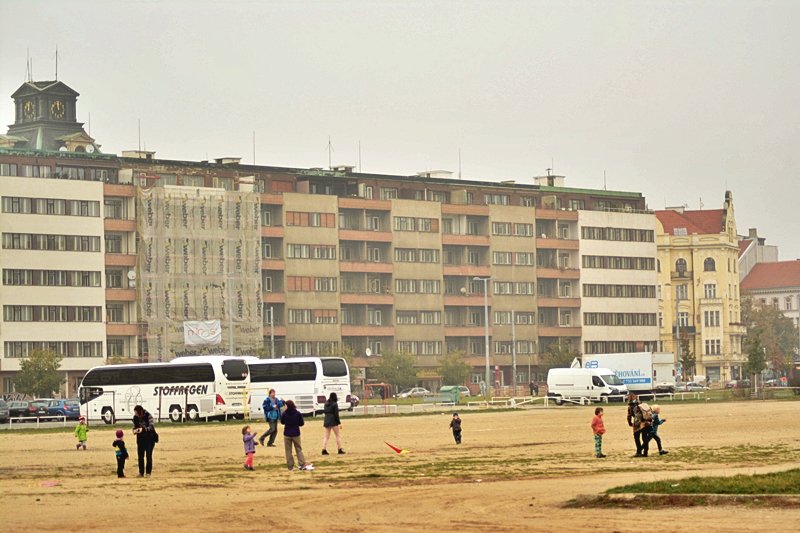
23, 100, 35, 119
50, 100, 65, 119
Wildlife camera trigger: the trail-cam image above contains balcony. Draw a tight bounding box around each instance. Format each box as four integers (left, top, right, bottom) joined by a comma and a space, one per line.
338, 197, 391, 210
105, 288, 136, 301
535, 208, 579, 221
538, 325, 581, 337
339, 229, 393, 242
536, 267, 580, 279
537, 297, 580, 308
728, 323, 747, 335
444, 325, 489, 337
106, 323, 138, 336
442, 265, 492, 277
105, 253, 136, 267
260, 193, 284, 205
441, 234, 490, 246
103, 183, 135, 197
671, 270, 693, 280
535, 237, 579, 250
700, 298, 723, 306
671, 325, 697, 335
262, 292, 286, 303
262, 325, 287, 336
443, 294, 490, 306
340, 325, 395, 336
261, 259, 285, 270
261, 226, 284, 238
441, 204, 489, 216
104, 218, 136, 232
340, 292, 394, 305
340, 261, 393, 273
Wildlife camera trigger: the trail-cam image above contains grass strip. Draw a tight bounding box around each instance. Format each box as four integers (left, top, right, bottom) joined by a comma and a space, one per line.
606, 468, 800, 495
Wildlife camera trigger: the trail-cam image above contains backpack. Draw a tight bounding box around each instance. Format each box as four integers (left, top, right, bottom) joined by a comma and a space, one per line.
638, 403, 653, 423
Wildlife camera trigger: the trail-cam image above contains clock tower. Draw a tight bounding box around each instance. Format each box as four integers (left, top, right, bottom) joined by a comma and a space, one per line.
3, 80, 100, 152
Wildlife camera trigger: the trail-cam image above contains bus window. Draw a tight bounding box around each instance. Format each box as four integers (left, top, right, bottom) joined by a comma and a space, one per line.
221, 359, 249, 381
321, 358, 348, 377
250, 362, 316, 382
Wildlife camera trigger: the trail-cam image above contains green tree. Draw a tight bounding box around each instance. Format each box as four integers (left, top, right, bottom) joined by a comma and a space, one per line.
678, 330, 696, 381
15, 349, 64, 397
742, 297, 798, 375
541, 342, 578, 370
372, 351, 417, 393
744, 334, 767, 382
438, 351, 471, 386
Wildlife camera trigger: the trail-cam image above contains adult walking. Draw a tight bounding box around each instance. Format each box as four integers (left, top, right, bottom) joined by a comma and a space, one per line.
626, 393, 644, 457
280, 400, 308, 471
259, 389, 284, 447
132, 405, 157, 477
321, 392, 345, 455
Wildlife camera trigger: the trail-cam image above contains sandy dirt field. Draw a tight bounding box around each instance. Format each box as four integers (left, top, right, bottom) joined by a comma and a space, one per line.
2, 400, 799, 532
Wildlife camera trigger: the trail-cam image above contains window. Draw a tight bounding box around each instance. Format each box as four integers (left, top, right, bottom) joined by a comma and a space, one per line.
468, 250, 480, 265
704, 339, 721, 355
704, 283, 717, 299
559, 283, 572, 298
676, 258, 687, 275
569, 199, 584, 210
704, 310, 720, 327
493, 281, 513, 295
106, 304, 124, 323
581, 227, 654, 242
368, 247, 381, 262
516, 312, 535, 325
366, 216, 380, 231
786, 296, 793, 311
515, 252, 533, 266
105, 234, 123, 254
262, 241, 272, 259
515, 282, 535, 295
678, 312, 689, 327
514, 223, 533, 237
494, 311, 512, 325
467, 220, 480, 235
492, 222, 511, 236
559, 310, 572, 326
676, 284, 688, 301
380, 188, 398, 200
704, 257, 716, 271
493, 251, 512, 265
106, 270, 123, 288
485, 193, 509, 205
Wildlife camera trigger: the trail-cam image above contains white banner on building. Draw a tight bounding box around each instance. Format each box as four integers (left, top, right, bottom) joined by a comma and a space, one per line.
183, 320, 222, 346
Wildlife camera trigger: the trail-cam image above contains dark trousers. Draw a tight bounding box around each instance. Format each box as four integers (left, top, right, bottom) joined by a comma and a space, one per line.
453, 429, 462, 444
137, 439, 155, 475
650, 433, 663, 452
259, 419, 278, 445
633, 429, 644, 455
116, 456, 126, 478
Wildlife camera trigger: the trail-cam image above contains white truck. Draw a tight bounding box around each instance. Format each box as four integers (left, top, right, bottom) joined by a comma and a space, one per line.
546, 367, 629, 404
581, 352, 676, 394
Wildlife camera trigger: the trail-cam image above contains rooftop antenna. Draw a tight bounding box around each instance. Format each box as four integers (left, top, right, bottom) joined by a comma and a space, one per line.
252, 130, 256, 165
55, 45, 58, 81
551, 156, 554, 174
458, 148, 462, 179
25, 49, 31, 82
326, 136, 334, 169
138, 119, 141, 152
88, 112, 91, 136
603, 170, 607, 191
699, 197, 704, 210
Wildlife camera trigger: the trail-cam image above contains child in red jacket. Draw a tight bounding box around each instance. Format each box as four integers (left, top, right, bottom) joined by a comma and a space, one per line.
591, 407, 606, 458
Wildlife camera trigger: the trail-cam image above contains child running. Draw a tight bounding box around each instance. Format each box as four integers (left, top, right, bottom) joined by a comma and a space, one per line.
112, 429, 129, 478
449, 412, 462, 444
242, 425, 258, 471
591, 407, 606, 458
74, 416, 88, 450
649, 405, 669, 455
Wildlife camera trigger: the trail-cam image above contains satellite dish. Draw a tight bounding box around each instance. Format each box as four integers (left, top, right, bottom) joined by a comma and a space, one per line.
365, 348, 372, 357
127, 270, 137, 281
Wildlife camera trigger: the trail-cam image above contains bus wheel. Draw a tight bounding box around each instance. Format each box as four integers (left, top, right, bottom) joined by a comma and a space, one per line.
101, 407, 115, 425
186, 405, 199, 422
169, 405, 183, 423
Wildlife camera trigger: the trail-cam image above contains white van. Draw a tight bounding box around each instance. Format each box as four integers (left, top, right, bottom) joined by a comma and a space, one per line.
546, 368, 628, 405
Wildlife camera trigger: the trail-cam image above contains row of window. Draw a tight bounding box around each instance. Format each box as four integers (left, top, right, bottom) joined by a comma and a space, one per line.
0, 163, 117, 182
286, 244, 337, 260
3, 305, 103, 322
494, 340, 537, 354
395, 341, 443, 355
493, 281, 536, 295
2, 233, 102, 252
393, 216, 439, 232
492, 251, 534, 266
396, 311, 442, 325
285, 211, 336, 228
287, 309, 338, 324
2, 197, 101, 217
583, 313, 658, 326
704, 310, 721, 327
581, 227, 654, 242
394, 248, 440, 263
584, 341, 660, 354
2, 269, 102, 287
493, 311, 536, 325
395, 279, 441, 294
287, 341, 339, 356
582, 284, 656, 298
491, 222, 533, 237
286, 276, 338, 292
4, 341, 104, 358
582, 255, 655, 270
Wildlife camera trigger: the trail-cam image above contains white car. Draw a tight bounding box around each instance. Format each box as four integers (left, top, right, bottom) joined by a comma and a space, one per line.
394, 387, 430, 399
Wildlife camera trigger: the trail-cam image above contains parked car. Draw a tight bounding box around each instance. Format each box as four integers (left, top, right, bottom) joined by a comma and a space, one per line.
0, 399, 9, 423
394, 387, 430, 399
682, 382, 707, 392
7, 400, 38, 419
30, 399, 52, 417
654, 381, 676, 393
725, 379, 751, 389
46, 399, 81, 420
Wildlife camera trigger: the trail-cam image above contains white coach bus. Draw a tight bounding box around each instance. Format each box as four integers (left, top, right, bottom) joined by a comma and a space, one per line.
247, 357, 352, 416
78, 356, 251, 424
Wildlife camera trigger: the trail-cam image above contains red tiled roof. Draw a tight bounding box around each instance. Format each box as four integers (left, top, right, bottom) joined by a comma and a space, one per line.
741, 261, 800, 290
738, 239, 753, 258
655, 209, 725, 235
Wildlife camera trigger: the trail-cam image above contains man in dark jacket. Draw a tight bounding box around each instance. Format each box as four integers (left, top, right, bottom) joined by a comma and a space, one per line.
132, 405, 157, 476
626, 393, 644, 457
259, 389, 284, 447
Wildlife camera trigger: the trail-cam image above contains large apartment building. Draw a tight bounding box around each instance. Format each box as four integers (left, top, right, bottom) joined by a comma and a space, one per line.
655, 192, 746, 384
1, 78, 665, 395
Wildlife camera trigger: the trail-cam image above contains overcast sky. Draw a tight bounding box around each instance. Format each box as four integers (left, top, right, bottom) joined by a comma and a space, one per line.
2, 1, 798, 259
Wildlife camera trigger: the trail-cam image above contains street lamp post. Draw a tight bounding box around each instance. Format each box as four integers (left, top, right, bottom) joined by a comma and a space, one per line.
474, 277, 491, 398
511, 310, 517, 396
268, 305, 275, 358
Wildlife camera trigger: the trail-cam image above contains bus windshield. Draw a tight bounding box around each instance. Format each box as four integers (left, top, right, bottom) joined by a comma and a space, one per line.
221, 359, 248, 381
321, 359, 348, 377
601, 374, 624, 386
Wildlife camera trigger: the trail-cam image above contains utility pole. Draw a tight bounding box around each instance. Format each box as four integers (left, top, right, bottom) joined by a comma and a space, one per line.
511, 310, 517, 396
